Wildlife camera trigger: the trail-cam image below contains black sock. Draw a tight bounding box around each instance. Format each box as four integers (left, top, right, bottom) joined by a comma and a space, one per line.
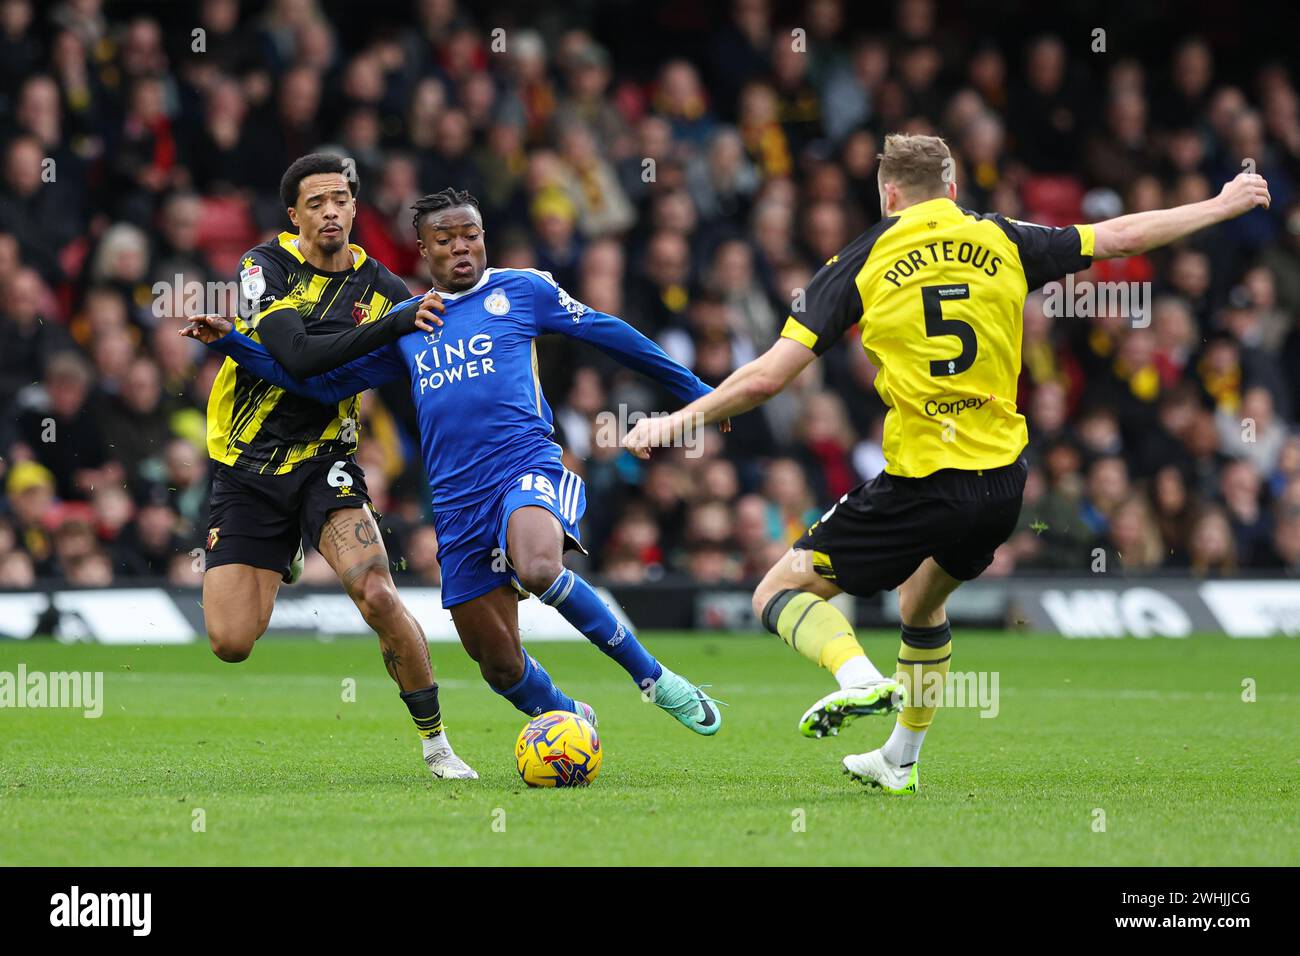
400, 683, 443, 738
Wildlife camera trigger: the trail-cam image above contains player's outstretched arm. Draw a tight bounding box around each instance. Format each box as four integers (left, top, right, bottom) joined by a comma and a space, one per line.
255, 292, 443, 379
576, 312, 714, 403
1091, 171, 1270, 259
181, 315, 404, 401
531, 273, 731, 425
622, 338, 814, 459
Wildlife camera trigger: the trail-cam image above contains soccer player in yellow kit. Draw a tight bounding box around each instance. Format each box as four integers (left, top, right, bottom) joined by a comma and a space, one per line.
624, 134, 1271, 793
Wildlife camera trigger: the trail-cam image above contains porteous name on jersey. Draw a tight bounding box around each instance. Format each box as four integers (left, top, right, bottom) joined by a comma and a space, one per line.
881, 239, 1003, 287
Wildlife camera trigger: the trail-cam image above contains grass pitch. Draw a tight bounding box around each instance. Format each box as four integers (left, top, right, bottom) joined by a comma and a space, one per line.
1, 631, 1296, 866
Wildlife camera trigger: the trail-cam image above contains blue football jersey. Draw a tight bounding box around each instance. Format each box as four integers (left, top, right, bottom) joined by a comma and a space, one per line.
213, 267, 711, 510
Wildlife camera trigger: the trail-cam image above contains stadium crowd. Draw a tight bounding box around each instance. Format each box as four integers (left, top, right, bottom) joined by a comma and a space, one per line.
4, 0, 1300, 591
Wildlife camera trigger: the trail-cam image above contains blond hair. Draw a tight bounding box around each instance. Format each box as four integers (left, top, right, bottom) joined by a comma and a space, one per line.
878, 133, 953, 201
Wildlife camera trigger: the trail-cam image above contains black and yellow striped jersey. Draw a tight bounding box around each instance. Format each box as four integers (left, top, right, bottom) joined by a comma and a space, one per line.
782, 197, 1094, 477
205, 232, 411, 474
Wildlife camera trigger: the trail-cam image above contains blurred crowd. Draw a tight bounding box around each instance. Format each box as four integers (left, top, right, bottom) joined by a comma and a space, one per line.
4, 0, 1300, 590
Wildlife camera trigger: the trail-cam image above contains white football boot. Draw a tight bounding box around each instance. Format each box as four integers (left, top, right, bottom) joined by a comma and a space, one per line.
423, 732, 479, 780
842, 748, 918, 795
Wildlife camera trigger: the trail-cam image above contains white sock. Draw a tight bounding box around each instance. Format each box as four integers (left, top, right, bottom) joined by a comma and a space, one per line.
834, 654, 885, 689
422, 732, 452, 759
881, 723, 926, 766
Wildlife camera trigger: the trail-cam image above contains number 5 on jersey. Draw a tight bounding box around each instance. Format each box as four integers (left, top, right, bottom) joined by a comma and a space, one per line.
922, 283, 976, 376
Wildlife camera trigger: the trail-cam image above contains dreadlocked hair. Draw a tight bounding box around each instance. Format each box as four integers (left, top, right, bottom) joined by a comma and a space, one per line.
411, 188, 480, 234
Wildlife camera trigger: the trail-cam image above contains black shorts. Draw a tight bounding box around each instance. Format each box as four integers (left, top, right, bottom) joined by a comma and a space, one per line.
794, 457, 1028, 597
205, 457, 372, 579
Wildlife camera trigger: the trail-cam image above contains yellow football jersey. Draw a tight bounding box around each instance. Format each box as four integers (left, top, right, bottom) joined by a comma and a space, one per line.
206, 232, 410, 475
782, 197, 1094, 477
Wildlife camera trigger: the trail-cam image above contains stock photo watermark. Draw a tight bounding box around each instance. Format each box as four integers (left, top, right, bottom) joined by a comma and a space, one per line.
1042, 275, 1152, 327
596, 405, 709, 458
0, 665, 104, 718
896, 664, 1002, 718
49, 887, 151, 936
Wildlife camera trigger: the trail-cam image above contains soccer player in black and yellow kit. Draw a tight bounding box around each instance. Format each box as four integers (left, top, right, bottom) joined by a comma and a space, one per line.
197, 153, 476, 778
625, 134, 1271, 793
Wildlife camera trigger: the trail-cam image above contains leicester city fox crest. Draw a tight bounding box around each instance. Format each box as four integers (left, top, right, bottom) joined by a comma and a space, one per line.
484, 289, 510, 315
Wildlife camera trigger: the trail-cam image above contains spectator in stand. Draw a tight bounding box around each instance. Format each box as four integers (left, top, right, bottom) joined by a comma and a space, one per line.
1187, 506, 1238, 576
1219, 459, 1273, 565
762, 458, 820, 546
1149, 464, 1194, 566
0, 133, 82, 282
1106, 494, 1166, 571
2, 0, 1300, 586
97, 356, 173, 490
5, 461, 57, 575
0, 266, 72, 410
8, 351, 119, 502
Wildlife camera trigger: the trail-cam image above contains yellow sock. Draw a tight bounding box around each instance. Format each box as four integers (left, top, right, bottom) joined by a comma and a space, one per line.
895, 622, 952, 731
761, 590, 867, 674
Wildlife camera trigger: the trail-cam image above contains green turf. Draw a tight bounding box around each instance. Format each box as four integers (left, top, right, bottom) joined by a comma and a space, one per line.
0, 631, 1296, 866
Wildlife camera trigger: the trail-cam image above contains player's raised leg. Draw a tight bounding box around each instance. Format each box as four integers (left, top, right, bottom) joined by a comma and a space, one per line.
449, 583, 595, 724
202, 562, 282, 662
843, 557, 960, 795
508, 504, 721, 736
753, 548, 903, 738
316, 505, 477, 779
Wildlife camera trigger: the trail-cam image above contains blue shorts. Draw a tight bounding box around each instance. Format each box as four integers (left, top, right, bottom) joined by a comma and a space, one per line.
433, 460, 587, 608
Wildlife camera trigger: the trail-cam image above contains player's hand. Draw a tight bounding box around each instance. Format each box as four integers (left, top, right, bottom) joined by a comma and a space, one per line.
180, 314, 233, 343
414, 291, 445, 332
1217, 172, 1271, 218
719, 418, 732, 434
623, 415, 665, 460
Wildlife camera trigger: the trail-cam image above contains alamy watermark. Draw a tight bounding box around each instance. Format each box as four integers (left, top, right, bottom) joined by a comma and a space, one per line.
897, 665, 1001, 718
1042, 274, 1151, 327
49, 886, 150, 936
152, 274, 248, 322
0, 665, 104, 718
597, 404, 708, 458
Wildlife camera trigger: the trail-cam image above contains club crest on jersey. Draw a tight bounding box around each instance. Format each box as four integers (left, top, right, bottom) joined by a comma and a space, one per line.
484, 289, 510, 315
351, 300, 371, 325
556, 286, 587, 322
239, 265, 265, 302
207, 527, 220, 550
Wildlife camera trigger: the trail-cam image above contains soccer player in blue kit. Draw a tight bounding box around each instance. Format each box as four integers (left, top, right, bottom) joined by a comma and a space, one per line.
184, 189, 723, 737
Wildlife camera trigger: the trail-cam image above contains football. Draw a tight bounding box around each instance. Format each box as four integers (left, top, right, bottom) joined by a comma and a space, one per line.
514, 710, 603, 788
